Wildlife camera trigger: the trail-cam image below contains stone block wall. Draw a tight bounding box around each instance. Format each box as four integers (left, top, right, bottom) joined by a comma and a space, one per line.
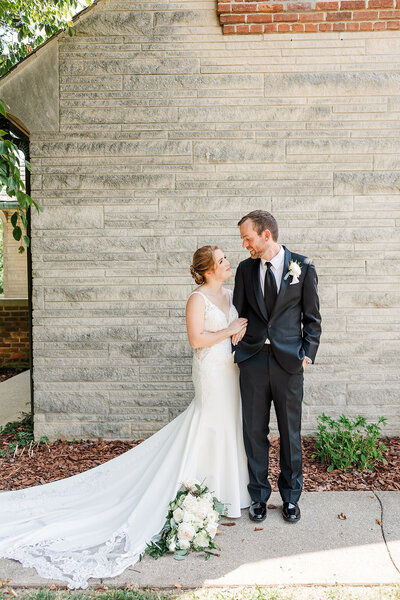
5, 0, 398, 440
0, 299, 30, 367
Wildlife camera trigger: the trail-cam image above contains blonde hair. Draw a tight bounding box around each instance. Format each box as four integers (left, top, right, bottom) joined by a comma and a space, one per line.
190, 246, 219, 285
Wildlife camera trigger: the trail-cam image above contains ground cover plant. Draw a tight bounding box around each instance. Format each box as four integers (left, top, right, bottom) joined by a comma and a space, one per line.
312, 414, 388, 472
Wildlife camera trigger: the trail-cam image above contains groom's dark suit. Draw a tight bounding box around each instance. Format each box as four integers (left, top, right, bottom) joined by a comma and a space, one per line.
233, 245, 321, 504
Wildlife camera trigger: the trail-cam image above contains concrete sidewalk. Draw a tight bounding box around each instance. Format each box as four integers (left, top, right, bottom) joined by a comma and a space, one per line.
0, 370, 30, 428
1, 491, 399, 589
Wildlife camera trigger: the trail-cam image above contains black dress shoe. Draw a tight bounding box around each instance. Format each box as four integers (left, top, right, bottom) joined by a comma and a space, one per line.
249, 501, 267, 522
282, 502, 301, 523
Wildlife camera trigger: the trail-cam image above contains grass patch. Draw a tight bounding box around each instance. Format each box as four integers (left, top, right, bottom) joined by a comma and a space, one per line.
0, 586, 399, 600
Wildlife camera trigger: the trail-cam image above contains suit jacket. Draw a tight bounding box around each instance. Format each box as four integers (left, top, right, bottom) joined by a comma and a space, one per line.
233, 246, 322, 374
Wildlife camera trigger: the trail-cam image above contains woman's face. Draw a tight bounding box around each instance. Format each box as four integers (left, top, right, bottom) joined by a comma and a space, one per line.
208, 248, 231, 282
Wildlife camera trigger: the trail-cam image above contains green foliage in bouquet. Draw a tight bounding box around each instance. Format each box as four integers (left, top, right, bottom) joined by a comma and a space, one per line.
312, 413, 388, 472
144, 480, 226, 561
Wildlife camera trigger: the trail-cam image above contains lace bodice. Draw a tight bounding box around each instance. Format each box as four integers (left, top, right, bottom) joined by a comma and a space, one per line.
190, 288, 237, 364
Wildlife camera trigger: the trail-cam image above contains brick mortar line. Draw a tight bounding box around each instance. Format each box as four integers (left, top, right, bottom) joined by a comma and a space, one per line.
218, 1, 398, 8
220, 6, 399, 9
222, 21, 400, 30
219, 11, 400, 17
220, 9, 400, 15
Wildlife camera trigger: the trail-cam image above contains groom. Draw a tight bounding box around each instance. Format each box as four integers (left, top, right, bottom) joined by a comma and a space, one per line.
233, 210, 321, 523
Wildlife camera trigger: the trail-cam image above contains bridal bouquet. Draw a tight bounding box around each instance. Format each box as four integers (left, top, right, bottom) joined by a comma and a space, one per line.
144, 479, 226, 560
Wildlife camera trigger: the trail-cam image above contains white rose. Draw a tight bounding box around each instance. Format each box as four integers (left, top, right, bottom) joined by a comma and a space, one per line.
207, 510, 219, 523
182, 511, 196, 523
168, 537, 177, 552
195, 498, 211, 520
193, 518, 205, 530
182, 494, 198, 514
178, 538, 190, 550
183, 511, 203, 529
182, 479, 201, 493
206, 523, 218, 538
193, 531, 210, 549
177, 522, 196, 542
290, 262, 301, 277
173, 508, 184, 523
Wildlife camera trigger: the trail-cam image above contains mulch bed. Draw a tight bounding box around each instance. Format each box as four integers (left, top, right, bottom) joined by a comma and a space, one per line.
0, 368, 28, 383
269, 436, 400, 492
0, 420, 399, 492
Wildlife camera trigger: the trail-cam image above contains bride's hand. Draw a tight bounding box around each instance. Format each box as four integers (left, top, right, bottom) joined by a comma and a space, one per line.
232, 327, 246, 346
228, 318, 248, 336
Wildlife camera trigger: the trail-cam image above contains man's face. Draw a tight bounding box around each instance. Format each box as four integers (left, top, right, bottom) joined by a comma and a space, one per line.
240, 219, 269, 259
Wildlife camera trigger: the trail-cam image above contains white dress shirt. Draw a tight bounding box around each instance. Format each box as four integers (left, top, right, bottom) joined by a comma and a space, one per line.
259, 245, 285, 295
260, 245, 285, 344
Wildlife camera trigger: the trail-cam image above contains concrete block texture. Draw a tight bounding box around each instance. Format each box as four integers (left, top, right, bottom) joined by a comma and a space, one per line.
1, 1, 398, 439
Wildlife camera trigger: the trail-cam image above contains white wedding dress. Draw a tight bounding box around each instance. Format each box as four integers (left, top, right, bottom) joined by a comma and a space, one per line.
0, 289, 250, 589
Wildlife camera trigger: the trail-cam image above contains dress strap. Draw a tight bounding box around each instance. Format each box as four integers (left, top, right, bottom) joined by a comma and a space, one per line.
189, 290, 210, 305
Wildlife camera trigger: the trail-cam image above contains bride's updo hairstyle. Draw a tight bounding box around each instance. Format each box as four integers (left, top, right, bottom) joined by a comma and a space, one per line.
190, 245, 219, 285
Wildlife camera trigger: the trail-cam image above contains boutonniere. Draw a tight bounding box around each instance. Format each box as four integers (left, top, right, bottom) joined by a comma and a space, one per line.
284, 260, 302, 285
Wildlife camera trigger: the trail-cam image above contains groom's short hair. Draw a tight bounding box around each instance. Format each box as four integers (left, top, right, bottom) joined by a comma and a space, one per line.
237, 210, 279, 241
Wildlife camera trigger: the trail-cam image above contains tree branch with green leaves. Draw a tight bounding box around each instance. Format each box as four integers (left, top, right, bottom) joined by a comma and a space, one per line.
0, 0, 92, 77
0, 0, 92, 250
0, 99, 42, 253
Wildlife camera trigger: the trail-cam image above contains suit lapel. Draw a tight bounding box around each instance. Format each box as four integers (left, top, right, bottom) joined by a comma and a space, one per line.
252, 258, 269, 322
269, 246, 291, 320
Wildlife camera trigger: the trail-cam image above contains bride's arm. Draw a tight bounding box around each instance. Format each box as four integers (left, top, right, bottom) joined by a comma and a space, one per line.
185, 294, 247, 349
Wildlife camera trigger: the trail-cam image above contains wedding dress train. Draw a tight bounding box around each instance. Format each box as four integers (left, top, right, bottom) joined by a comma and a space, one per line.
0, 289, 250, 589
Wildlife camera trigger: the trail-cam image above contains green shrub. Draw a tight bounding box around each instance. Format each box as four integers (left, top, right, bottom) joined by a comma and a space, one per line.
0, 412, 49, 458
312, 413, 388, 472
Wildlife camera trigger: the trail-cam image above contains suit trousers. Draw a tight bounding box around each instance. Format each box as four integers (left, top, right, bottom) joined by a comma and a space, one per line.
238, 345, 304, 504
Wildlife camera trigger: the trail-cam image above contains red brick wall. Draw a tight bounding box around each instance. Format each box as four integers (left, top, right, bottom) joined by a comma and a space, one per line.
218, 0, 400, 33
0, 302, 30, 368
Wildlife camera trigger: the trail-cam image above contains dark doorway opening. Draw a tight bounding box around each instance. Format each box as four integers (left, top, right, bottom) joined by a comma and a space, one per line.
0, 112, 33, 423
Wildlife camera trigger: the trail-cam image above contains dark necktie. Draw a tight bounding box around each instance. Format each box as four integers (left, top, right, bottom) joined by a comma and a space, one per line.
264, 261, 277, 317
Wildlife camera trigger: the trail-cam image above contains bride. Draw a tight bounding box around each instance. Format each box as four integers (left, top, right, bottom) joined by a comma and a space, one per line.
0, 246, 251, 589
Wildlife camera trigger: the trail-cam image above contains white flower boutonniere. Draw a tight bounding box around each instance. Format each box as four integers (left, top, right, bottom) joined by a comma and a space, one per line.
284, 260, 302, 285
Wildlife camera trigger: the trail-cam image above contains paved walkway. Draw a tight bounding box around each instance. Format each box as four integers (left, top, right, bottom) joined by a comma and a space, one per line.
0, 370, 30, 428
1, 491, 399, 589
